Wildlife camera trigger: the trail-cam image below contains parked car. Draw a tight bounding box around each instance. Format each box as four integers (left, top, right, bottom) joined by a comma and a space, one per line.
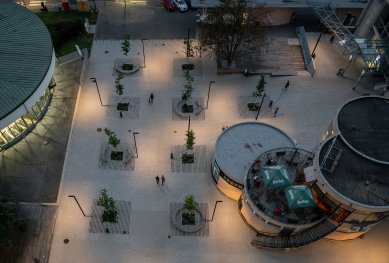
184, 0, 194, 9
173, 0, 188, 12
163, 0, 175, 11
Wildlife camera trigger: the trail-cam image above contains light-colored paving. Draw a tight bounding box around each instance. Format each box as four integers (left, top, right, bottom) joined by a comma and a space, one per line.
49, 36, 389, 263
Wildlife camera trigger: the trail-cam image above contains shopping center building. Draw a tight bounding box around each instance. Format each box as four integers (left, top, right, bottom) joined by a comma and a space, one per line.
213, 97, 389, 249
315, 96, 389, 241
211, 122, 295, 200
0, 1, 55, 150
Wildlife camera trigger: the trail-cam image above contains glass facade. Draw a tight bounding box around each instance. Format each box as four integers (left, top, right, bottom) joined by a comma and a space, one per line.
212, 159, 244, 190
0, 88, 52, 150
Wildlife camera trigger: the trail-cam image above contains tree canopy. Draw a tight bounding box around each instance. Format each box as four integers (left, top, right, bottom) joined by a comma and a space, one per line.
198, 0, 267, 66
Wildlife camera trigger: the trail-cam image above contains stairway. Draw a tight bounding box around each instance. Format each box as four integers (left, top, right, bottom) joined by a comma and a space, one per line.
251, 219, 338, 249
235, 37, 306, 75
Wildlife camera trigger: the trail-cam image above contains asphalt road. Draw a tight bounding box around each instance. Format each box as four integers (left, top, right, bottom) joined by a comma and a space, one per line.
95, 1, 198, 39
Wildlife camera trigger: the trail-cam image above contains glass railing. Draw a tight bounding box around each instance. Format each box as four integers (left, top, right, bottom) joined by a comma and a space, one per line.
0, 88, 52, 150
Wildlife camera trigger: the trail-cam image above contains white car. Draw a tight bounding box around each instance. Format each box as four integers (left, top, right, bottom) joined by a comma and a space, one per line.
173, 0, 188, 12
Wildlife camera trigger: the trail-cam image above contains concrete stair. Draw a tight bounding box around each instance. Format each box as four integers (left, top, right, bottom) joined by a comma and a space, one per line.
235, 37, 306, 75
251, 219, 338, 250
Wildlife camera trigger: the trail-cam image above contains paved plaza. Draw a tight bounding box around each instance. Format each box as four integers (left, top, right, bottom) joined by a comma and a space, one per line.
48, 36, 389, 263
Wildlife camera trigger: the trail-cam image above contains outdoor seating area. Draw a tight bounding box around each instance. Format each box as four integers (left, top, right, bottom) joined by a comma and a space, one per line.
246, 148, 324, 225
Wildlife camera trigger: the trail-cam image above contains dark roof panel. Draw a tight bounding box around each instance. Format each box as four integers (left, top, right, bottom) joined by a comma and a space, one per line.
338, 97, 389, 163
319, 136, 389, 207
0, 1, 53, 120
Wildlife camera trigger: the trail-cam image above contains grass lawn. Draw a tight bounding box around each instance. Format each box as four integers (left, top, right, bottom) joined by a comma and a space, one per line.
37, 11, 97, 57
36, 10, 97, 26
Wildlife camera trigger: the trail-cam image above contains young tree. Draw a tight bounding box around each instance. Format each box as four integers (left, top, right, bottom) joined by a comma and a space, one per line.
184, 39, 195, 59
115, 73, 124, 96
97, 189, 118, 223
104, 128, 120, 148
183, 195, 199, 213
251, 74, 266, 100
185, 129, 195, 150
198, 0, 267, 67
121, 34, 131, 56
182, 73, 194, 103
0, 195, 20, 247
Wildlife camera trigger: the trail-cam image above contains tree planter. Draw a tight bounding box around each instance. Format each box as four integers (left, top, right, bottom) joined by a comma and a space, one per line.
115, 59, 140, 75
247, 103, 259, 111
182, 212, 196, 225
182, 63, 195, 71
182, 153, 194, 163
172, 207, 206, 233
117, 102, 129, 111
111, 151, 124, 161
122, 63, 133, 70
182, 104, 194, 113
102, 210, 118, 223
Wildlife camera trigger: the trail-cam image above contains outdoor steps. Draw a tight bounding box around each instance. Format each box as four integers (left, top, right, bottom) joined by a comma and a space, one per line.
251, 219, 339, 250
0, 204, 58, 262
236, 37, 306, 74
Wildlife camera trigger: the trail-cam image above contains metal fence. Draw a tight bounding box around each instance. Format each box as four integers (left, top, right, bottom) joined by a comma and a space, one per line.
56, 48, 89, 85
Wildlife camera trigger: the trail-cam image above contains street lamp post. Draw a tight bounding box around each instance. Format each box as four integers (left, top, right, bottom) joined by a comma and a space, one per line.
353, 68, 366, 90
68, 195, 89, 217
132, 132, 139, 158
207, 200, 223, 222
311, 31, 323, 58
90, 78, 106, 106
204, 81, 215, 109
338, 54, 353, 77
141, 38, 147, 68
255, 93, 266, 121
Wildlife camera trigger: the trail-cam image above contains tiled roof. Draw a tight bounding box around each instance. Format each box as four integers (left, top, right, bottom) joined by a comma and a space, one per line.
0, 0, 53, 120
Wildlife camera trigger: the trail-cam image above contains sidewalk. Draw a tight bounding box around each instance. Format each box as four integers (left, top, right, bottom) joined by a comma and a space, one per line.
48, 37, 388, 263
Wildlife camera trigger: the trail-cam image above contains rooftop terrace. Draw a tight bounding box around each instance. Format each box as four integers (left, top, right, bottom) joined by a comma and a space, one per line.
245, 148, 324, 226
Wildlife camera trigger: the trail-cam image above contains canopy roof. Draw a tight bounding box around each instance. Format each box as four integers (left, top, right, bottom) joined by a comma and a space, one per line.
0, 1, 53, 120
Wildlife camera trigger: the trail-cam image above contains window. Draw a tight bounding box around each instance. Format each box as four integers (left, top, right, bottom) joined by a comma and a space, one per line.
212, 160, 220, 182
214, 160, 244, 189
331, 207, 351, 223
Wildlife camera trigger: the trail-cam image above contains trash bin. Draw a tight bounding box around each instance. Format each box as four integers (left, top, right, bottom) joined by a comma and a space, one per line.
62, 0, 70, 12
77, 0, 90, 12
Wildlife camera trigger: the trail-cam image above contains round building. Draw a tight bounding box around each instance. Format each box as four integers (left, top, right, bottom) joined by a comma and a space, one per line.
240, 148, 327, 237
0, 2, 55, 151
211, 122, 295, 200
313, 96, 389, 240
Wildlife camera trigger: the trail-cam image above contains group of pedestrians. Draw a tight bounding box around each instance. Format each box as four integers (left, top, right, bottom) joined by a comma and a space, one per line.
268, 80, 289, 118
155, 175, 166, 186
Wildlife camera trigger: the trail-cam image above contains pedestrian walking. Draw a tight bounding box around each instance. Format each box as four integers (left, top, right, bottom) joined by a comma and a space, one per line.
329, 35, 335, 44
283, 80, 289, 91
161, 175, 166, 185
268, 100, 273, 108
155, 175, 160, 185
149, 92, 154, 103
273, 107, 279, 117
